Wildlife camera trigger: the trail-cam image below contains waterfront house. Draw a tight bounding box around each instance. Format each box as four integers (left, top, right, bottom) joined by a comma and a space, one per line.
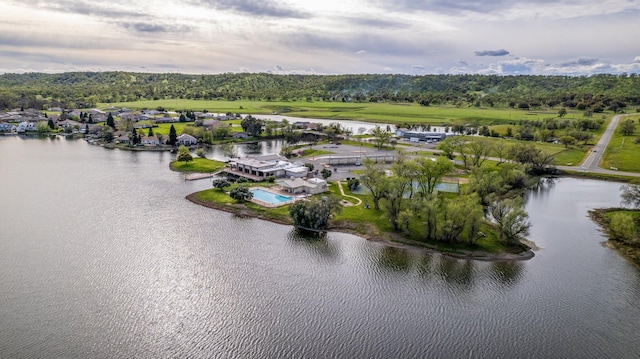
16, 121, 33, 133
276, 177, 328, 195
0, 122, 16, 132
232, 132, 250, 139
141, 136, 160, 146
177, 133, 197, 146
115, 134, 131, 144
227, 154, 309, 181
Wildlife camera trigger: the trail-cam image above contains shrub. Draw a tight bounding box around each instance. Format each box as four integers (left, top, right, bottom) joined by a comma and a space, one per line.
177, 151, 193, 163
347, 178, 360, 191
212, 179, 231, 191
229, 187, 253, 202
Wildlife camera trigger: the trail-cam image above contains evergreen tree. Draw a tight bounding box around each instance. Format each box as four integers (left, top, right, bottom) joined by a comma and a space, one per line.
179, 113, 187, 122
131, 127, 140, 144
88, 114, 93, 123
148, 127, 154, 137
168, 124, 177, 145
106, 113, 115, 129
47, 118, 55, 129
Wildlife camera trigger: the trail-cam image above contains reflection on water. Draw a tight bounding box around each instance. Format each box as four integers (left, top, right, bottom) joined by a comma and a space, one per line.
526, 176, 558, 203
367, 244, 521, 291
286, 229, 339, 261
244, 142, 263, 154
2, 137, 640, 358
489, 261, 524, 287
376, 247, 412, 272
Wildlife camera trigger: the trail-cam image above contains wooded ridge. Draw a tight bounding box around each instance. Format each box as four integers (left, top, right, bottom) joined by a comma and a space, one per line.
1, 72, 639, 111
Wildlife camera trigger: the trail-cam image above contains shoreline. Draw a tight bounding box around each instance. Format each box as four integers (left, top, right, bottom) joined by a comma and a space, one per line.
186, 191, 536, 262
588, 208, 640, 268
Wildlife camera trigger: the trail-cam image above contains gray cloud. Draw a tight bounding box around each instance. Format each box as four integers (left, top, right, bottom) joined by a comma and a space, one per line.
120, 22, 194, 34
280, 31, 436, 57
372, 0, 546, 14
0, 33, 119, 50
189, 0, 310, 18
558, 57, 600, 67
12, 0, 145, 18
474, 49, 510, 57
0, 50, 65, 63
347, 17, 410, 29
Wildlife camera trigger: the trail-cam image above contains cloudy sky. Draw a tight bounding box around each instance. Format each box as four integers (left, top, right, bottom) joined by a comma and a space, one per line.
1, 0, 639, 75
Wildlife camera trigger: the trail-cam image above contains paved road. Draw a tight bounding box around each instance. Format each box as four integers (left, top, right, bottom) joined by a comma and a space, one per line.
557, 114, 640, 177
580, 114, 622, 170
302, 114, 640, 179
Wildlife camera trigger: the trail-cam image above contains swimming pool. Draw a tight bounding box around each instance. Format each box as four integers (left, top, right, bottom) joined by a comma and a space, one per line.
250, 188, 294, 206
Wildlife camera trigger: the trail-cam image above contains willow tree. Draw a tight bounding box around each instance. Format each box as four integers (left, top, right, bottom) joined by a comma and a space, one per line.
488, 197, 531, 245
415, 156, 453, 197
361, 159, 388, 210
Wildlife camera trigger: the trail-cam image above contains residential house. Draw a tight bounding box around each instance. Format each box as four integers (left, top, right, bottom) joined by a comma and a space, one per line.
232, 132, 250, 139
16, 121, 35, 133
276, 177, 328, 195
215, 114, 236, 121
57, 119, 81, 130
0, 122, 16, 132
115, 134, 131, 144
177, 133, 197, 146
141, 136, 160, 146
202, 119, 223, 129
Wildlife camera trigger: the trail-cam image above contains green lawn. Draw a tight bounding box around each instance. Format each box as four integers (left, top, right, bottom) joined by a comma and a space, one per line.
601, 115, 640, 172
170, 158, 226, 172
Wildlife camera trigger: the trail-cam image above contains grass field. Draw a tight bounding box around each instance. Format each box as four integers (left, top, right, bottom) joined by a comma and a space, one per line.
601, 115, 640, 172
169, 158, 226, 172
100, 99, 588, 126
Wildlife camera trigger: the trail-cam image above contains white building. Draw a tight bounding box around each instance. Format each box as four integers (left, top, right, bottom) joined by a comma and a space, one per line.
227, 154, 309, 181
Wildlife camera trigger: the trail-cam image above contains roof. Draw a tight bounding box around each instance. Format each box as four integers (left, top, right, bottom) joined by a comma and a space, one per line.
307, 178, 327, 185
277, 177, 309, 189
177, 133, 197, 141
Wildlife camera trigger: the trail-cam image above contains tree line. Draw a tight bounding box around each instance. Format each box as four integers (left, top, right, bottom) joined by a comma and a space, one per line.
353, 150, 534, 246
1, 72, 640, 111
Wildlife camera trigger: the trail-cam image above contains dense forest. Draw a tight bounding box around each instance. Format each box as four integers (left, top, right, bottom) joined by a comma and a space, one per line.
1, 72, 639, 111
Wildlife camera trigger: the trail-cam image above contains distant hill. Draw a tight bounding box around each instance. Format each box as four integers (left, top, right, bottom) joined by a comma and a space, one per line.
1, 71, 639, 112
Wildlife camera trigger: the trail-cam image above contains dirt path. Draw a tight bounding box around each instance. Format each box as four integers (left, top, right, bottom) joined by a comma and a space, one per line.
336, 181, 363, 206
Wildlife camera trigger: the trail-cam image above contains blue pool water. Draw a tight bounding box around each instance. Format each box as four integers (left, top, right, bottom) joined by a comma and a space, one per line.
250, 188, 293, 205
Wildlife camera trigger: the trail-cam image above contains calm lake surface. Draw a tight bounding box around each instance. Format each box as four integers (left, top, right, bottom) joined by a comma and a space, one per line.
1, 136, 640, 358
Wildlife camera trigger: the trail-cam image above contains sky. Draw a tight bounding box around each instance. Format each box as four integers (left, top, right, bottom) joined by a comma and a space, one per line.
1, 0, 640, 76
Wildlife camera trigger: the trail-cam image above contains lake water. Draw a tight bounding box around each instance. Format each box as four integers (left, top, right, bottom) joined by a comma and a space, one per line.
1, 136, 640, 358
